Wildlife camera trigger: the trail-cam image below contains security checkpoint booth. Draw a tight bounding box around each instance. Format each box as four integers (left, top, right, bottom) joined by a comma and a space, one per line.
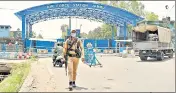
114, 39, 135, 57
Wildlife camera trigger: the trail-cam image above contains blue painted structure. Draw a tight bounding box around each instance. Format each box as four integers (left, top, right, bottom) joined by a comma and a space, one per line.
56, 39, 65, 42
25, 39, 116, 49
85, 48, 96, 65
0, 25, 11, 38
14, 1, 144, 51
25, 39, 56, 52
76, 29, 80, 37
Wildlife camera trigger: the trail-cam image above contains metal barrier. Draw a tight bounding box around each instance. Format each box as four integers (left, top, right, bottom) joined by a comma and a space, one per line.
0, 44, 25, 59
0, 44, 23, 52
93, 47, 138, 57
84, 48, 102, 67
26, 46, 55, 58
0, 52, 31, 60
85, 48, 96, 65
93, 47, 126, 53
0, 43, 138, 60
94, 47, 118, 53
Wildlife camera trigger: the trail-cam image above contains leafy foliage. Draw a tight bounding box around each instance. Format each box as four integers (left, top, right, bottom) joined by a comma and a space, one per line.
60, 24, 69, 39
145, 12, 159, 21
84, 1, 159, 40
36, 33, 43, 39
0, 62, 31, 92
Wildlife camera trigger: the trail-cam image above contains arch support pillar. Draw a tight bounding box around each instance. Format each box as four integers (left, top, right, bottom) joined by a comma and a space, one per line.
22, 15, 26, 41
111, 25, 114, 40
132, 20, 137, 27
119, 26, 124, 39
26, 21, 29, 38
29, 24, 33, 38
22, 15, 26, 52
124, 22, 127, 40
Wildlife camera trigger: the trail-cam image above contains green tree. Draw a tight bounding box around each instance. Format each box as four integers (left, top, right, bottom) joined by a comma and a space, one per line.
80, 32, 88, 38
101, 24, 117, 39
109, 1, 119, 7
37, 33, 43, 39
60, 24, 68, 32
92, 27, 102, 39
145, 12, 159, 21
87, 31, 94, 39
86, 27, 102, 39
85, 24, 118, 39
98, 1, 159, 39
32, 32, 36, 38
60, 24, 68, 39
101, 24, 112, 39
127, 1, 145, 17
98, 1, 108, 5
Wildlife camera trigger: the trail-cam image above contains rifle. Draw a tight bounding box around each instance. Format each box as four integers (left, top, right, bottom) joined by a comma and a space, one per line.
64, 54, 68, 76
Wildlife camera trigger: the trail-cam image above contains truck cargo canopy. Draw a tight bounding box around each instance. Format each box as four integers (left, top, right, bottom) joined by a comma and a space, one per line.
157, 26, 171, 43
133, 25, 158, 33
133, 25, 171, 43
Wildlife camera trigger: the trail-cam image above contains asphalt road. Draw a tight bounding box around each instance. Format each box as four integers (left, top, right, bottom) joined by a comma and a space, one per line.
19, 56, 175, 92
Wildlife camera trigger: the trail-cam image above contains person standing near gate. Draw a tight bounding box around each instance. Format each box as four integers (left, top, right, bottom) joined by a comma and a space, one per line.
63, 30, 85, 90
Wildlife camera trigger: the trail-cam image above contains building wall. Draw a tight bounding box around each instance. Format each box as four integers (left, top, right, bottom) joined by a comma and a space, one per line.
0, 26, 10, 38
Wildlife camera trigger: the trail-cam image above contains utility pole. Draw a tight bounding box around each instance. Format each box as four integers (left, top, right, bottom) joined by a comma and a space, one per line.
68, 0, 71, 36
163, 5, 173, 28
80, 24, 82, 32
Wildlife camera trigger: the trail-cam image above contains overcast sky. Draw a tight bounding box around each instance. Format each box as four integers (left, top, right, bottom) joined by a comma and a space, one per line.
0, 1, 175, 39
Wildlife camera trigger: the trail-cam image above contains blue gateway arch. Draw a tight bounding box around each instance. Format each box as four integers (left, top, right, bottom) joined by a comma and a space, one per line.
15, 1, 144, 44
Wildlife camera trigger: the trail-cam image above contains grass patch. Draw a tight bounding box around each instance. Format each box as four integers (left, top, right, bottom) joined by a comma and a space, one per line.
0, 61, 32, 92
30, 55, 39, 61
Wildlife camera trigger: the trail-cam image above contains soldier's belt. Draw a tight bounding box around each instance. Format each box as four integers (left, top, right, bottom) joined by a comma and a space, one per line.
68, 49, 75, 51
68, 54, 77, 57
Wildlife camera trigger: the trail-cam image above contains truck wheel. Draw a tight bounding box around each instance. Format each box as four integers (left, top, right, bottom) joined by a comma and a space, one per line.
140, 56, 147, 61
157, 51, 164, 61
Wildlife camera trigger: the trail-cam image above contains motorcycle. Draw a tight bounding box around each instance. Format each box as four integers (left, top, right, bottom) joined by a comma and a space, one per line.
53, 56, 65, 67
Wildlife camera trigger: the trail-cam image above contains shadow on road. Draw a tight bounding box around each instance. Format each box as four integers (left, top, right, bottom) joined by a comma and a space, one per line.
65, 86, 88, 91
53, 66, 64, 69
103, 87, 111, 90
107, 79, 114, 81
137, 57, 174, 63
74, 86, 88, 90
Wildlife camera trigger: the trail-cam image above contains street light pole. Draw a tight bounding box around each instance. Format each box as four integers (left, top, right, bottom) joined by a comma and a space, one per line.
68, 0, 71, 36
76, 18, 77, 29
80, 24, 82, 32
79, 24, 82, 38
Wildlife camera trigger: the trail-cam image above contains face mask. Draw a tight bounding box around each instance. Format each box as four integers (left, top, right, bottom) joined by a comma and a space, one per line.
71, 33, 76, 37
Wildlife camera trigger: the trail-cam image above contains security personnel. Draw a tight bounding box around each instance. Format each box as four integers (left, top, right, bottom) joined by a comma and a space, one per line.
63, 30, 85, 90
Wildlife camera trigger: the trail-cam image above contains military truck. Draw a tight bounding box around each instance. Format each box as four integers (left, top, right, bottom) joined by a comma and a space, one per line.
132, 22, 174, 61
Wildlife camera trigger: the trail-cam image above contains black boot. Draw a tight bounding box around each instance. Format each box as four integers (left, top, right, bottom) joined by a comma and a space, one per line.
72, 81, 76, 88
68, 81, 73, 91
